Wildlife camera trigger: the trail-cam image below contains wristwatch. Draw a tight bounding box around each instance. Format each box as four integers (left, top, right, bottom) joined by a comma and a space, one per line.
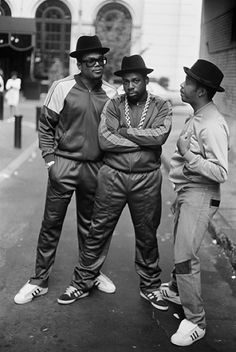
45, 161, 55, 169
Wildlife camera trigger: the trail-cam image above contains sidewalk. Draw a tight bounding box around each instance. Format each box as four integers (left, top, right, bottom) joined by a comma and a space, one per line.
0, 97, 44, 182
1, 100, 236, 272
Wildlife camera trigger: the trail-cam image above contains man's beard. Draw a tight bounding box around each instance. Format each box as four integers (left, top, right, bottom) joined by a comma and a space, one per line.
127, 93, 139, 103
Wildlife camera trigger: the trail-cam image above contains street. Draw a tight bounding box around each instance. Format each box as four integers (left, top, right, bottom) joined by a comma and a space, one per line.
0, 105, 236, 351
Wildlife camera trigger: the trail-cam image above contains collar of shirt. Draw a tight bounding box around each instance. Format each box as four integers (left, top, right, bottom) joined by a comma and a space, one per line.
194, 101, 213, 117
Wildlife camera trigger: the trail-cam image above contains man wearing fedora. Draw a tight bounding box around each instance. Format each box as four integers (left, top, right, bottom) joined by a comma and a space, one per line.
160, 59, 229, 346
14, 35, 117, 305
57, 55, 172, 310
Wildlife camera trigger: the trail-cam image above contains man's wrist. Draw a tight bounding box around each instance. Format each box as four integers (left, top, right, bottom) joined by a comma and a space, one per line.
183, 150, 194, 162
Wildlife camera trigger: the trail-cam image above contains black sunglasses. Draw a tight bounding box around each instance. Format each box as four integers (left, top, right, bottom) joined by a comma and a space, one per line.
82, 57, 107, 68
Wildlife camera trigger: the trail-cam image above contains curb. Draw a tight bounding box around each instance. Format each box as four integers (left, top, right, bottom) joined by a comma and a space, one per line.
0, 140, 38, 183
161, 154, 236, 271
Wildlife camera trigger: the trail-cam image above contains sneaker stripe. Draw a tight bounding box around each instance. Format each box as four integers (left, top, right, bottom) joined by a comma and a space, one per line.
161, 289, 178, 299
32, 288, 41, 297
191, 331, 199, 341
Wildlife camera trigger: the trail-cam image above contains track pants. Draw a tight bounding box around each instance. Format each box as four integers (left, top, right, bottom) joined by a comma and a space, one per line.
71, 164, 163, 292
169, 185, 220, 328
30, 155, 101, 287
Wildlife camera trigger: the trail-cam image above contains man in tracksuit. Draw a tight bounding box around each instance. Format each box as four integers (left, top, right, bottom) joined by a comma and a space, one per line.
14, 35, 117, 304
160, 59, 229, 346
58, 55, 172, 310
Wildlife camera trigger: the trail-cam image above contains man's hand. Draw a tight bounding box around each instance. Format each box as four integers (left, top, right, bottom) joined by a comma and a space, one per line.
177, 130, 192, 156
118, 127, 128, 137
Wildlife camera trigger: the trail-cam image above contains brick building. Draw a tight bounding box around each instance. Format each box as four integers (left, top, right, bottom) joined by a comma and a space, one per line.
200, 0, 236, 159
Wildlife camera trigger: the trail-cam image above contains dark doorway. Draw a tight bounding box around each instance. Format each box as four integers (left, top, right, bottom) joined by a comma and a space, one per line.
0, 46, 32, 89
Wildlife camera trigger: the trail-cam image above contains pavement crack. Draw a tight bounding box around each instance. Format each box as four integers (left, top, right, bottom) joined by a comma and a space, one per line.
152, 310, 170, 338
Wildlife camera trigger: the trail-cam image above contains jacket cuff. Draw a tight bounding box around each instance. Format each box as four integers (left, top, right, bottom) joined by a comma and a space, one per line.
44, 154, 55, 163
183, 150, 195, 163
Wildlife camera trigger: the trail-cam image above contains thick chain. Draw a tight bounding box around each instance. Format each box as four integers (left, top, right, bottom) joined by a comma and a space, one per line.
124, 92, 151, 129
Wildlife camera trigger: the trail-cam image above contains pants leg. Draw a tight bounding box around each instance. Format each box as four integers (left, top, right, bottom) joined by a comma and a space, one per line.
71, 165, 127, 291
75, 162, 101, 252
166, 198, 180, 293
30, 156, 76, 286
128, 169, 162, 292
174, 186, 220, 328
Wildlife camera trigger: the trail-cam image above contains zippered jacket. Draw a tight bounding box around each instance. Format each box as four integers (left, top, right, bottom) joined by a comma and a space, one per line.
39, 74, 117, 163
99, 94, 172, 173
169, 102, 229, 187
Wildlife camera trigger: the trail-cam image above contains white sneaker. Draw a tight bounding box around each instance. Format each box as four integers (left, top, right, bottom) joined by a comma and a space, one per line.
14, 281, 48, 304
160, 282, 181, 305
171, 319, 206, 346
94, 272, 116, 293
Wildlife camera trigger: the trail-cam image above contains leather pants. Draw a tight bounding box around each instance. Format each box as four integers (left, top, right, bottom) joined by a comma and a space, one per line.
71, 164, 163, 292
30, 155, 101, 287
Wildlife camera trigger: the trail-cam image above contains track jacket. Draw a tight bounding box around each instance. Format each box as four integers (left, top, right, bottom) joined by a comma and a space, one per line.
169, 101, 229, 188
99, 93, 172, 173
39, 74, 117, 163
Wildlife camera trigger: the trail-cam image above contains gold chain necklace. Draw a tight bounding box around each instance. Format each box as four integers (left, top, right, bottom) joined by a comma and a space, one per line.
124, 92, 151, 129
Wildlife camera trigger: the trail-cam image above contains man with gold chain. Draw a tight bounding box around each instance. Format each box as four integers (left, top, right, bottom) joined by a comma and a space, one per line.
58, 55, 172, 309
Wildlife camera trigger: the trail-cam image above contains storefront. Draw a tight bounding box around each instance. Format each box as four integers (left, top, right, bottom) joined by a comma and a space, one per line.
0, 16, 38, 98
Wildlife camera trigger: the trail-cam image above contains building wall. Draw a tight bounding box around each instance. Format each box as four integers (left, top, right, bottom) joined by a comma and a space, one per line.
200, 0, 236, 160
141, 0, 202, 89
3, 0, 202, 89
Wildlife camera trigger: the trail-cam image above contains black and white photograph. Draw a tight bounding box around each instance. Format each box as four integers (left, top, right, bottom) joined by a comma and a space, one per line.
0, 0, 236, 351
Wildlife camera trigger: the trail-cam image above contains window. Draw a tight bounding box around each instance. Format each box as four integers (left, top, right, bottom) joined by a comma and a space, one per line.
95, 3, 132, 81
0, 0, 11, 16
35, 0, 71, 80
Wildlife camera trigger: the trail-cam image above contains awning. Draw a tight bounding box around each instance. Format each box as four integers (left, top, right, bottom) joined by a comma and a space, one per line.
0, 16, 36, 34
0, 16, 36, 51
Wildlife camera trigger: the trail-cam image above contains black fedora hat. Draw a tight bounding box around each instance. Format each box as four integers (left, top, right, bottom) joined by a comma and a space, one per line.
183, 59, 224, 92
70, 35, 110, 58
114, 55, 153, 76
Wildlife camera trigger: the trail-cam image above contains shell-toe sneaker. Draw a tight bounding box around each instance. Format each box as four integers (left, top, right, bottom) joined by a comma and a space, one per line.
14, 281, 48, 304
140, 289, 168, 311
160, 282, 181, 305
57, 286, 89, 305
94, 272, 116, 293
171, 319, 206, 346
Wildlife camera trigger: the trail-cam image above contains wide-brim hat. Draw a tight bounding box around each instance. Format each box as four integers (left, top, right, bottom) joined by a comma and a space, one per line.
183, 59, 224, 92
114, 55, 153, 76
70, 35, 110, 58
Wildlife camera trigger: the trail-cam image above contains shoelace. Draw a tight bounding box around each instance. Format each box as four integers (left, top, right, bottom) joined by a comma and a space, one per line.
65, 286, 82, 297
147, 290, 161, 299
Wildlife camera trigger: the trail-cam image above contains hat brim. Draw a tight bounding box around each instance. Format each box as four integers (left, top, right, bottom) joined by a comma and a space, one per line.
114, 68, 153, 77
183, 67, 224, 92
70, 47, 110, 58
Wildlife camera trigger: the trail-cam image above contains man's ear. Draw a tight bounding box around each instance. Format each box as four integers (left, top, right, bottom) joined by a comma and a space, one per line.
145, 76, 149, 85
198, 86, 206, 97
77, 61, 82, 71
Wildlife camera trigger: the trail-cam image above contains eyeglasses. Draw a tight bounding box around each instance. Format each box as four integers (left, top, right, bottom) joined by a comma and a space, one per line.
81, 57, 107, 68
